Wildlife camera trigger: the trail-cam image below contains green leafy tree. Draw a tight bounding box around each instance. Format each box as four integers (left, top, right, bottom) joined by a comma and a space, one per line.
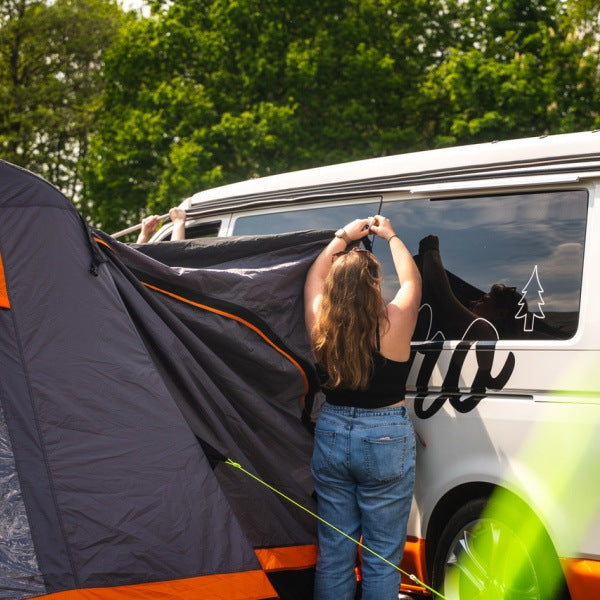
557, 0, 600, 130
83, 0, 293, 230
0, 0, 126, 200
84, 0, 600, 233
418, 0, 600, 146
83, 0, 457, 232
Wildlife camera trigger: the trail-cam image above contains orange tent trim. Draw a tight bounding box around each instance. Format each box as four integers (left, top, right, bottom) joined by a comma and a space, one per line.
32, 570, 277, 600
0, 253, 10, 309
93, 237, 113, 252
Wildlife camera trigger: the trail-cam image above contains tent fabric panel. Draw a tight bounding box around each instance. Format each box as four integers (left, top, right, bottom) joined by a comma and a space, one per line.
0, 254, 9, 309
122, 230, 331, 349
0, 161, 69, 212
139, 281, 312, 400
31, 570, 278, 600
105, 258, 317, 549
102, 237, 322, 522
130, 230, 331, 269
100, 229, 329, 420
0, 278, 75, 592
18, 251, 260, 583
100, 232, 328, 598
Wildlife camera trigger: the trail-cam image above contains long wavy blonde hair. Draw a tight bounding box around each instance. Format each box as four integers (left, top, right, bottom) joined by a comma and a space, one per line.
312, 249, 388, 389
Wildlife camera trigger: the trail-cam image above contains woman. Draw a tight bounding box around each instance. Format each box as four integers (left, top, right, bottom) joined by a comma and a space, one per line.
304, 216, 422, 600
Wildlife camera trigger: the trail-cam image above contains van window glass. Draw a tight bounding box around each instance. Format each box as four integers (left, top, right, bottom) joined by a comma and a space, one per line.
232, 201, 382, 236
374, 190, 588, 341
184, 221, 220, 239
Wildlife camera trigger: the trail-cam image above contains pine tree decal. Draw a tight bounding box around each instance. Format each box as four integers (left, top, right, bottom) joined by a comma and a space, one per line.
516, 265, 545, 332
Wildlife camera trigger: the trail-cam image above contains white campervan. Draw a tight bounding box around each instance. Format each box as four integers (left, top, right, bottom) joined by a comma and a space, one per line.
149, 131, 600, 600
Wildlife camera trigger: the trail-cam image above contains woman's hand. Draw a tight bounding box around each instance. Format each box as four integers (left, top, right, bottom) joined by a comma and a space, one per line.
341, 218, 372, 241
368, 215, 396, 241
137, 215, 160, 243
169, 207, 187, 241
169, 207, 186, 226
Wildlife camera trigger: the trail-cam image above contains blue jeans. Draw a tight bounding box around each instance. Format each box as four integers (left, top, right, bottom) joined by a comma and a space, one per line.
311, 403, 416, 600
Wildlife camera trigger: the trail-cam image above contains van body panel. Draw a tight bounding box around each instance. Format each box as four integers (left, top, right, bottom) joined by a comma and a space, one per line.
410, 395, 600, 556
407, 346, 600, 396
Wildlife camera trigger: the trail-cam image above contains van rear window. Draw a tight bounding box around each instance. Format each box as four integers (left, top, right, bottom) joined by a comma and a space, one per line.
378, 190, 588, 341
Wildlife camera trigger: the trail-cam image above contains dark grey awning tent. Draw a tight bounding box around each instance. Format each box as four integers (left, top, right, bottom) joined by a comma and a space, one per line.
0, 160, 329, 599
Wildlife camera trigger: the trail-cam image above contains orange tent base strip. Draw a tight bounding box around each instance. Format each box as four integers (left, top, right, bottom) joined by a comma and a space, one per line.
33, 570, 277, 600
255, 544, 317, 573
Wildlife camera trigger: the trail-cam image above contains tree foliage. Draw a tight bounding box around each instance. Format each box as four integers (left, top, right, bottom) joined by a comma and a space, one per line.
418, 0, 600, 146
2, 1, 599, 233
0, 0, 126, 199
83, 0, 459, 231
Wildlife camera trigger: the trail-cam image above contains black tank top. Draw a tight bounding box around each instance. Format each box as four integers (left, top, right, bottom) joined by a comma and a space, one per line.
317, 328, 412, 409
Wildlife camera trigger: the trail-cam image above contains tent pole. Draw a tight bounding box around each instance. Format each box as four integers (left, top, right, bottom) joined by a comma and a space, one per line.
111, 213, 171, 239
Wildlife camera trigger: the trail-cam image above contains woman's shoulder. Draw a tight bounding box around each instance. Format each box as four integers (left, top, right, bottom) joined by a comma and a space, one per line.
378, 311, 413, 362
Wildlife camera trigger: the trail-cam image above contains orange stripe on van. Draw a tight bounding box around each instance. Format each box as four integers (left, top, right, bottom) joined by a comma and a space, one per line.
141, 281, 310, 401
255, 544, 317, 572
33, 570, 276, 600
0, 253, 10, 309
560, 557, 600, 600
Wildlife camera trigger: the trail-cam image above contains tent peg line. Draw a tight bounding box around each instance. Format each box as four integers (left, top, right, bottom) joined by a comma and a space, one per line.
225, 458, 448, 600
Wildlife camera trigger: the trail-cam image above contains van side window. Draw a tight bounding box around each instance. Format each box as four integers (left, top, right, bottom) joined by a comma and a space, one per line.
184, 221, 221, 239
377, 191, 588, 341
231, 202, 382, 236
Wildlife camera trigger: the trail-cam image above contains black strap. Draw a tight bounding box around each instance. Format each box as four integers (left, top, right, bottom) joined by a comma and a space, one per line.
80, 221, 108, 276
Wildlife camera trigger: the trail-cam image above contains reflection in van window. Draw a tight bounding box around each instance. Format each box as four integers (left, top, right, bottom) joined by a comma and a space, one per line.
376, 191, 587, 341
232, 202, 382, 236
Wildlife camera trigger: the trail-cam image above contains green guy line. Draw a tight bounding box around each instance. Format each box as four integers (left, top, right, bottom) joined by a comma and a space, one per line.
225, 458, 448, 600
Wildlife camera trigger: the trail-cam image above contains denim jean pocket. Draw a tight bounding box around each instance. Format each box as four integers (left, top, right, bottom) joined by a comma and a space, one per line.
311, 430, 338, 476
363, 434, 408, 482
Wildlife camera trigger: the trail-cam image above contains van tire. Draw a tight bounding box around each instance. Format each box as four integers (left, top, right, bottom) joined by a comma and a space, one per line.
430, 495, 570, 600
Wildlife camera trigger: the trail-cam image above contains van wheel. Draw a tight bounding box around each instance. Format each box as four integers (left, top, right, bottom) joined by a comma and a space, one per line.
430, 496, 570, 600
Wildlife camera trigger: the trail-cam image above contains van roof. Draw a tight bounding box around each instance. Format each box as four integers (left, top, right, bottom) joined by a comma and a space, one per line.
185, 131, 600, 213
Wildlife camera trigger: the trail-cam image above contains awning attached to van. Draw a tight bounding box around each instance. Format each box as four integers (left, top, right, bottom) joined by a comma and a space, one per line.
0, 158, 329, 600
